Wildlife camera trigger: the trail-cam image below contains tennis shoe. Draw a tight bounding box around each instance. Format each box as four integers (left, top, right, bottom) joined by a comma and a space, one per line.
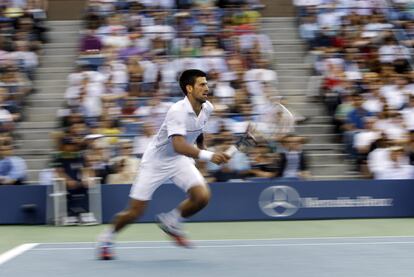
97, 238, 115, 260
156, 213, 192, 248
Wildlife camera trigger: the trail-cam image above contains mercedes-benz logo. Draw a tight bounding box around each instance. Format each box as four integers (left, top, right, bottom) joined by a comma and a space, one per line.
259, 186, 301, 217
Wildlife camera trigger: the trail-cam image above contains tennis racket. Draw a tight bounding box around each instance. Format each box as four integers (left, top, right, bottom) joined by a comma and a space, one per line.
225, 102, 295, 156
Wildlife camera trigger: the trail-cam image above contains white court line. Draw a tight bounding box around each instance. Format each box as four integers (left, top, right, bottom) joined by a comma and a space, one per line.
32, 241, 414, 251
0, 243, 39, 265
38, 235, 414, 245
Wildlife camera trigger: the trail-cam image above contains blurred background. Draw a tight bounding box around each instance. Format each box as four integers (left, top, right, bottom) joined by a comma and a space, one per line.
1, 0, 414, 251
2, 0, 414, 190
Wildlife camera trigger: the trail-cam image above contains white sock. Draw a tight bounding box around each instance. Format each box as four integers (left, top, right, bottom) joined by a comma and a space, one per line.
101, 226, 116, 241
166, 209, 184, 224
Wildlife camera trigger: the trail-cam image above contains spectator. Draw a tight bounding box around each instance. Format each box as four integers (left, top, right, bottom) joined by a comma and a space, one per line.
133, 121, 155, 158
376, 146, 414, 179
299, 15, 319, 49
247, 144, 278, 179
0, 136, 26, 185
343, 94, 374, 157
51, 137, 85, 225
98, 116, 122, 145
79, 29, 102, 54
107, 140, 140, 184
278, 135, 310, 179
367, 136, 390, 178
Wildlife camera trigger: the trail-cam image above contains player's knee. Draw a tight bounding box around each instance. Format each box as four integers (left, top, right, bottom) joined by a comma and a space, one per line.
192, 190, 210, 208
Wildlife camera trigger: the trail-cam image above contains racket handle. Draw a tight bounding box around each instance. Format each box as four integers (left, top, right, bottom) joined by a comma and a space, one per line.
224, 145, 238, 157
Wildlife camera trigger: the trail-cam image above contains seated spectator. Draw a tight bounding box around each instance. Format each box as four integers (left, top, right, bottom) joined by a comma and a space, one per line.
375, 109, 408, 141
0, 136, 27, 185
278, 134, 310, 179
299, 15, 319, 49
401, 95, 414, 131
51, 137, 85, 224
107, 140, 140, 184
353, 116, 382, 173
98, 115, 122, 145
79, 29, 102, 54
367, 136, 390, 178
11, 40, 38, 79
133, 121, 155, 158
247, 144, 278, 179
376, 145, 414, 179
343, 94, 374, 157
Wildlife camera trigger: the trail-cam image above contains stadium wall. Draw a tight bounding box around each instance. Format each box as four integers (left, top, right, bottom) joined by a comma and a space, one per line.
1, 180, 414, 224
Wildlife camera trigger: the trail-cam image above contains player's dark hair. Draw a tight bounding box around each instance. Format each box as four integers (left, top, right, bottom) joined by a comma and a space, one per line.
179, 69, 207, 95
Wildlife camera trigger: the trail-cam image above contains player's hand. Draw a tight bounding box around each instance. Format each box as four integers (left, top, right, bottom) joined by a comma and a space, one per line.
211, 152, 230, 165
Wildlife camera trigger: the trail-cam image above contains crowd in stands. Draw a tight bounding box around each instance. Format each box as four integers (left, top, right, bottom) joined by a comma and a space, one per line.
295, 0, 414, 179
0, 0, 48, 185
50, 0, 314, 202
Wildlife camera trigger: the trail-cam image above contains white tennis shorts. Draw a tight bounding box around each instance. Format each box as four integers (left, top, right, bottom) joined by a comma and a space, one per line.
129, 156, 206, 201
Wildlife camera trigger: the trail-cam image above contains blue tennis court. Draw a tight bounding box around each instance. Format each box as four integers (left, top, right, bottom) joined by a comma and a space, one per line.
2, 236, 414, 277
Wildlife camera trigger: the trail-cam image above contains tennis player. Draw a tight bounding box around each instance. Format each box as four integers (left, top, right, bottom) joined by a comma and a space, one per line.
97, 69, 230, 260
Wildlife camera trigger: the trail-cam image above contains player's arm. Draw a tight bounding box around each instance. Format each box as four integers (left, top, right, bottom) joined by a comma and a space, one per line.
171, 135, 229, 165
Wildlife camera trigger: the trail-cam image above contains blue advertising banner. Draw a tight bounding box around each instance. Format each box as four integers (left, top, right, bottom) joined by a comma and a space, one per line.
101, 179, 414, 223
1, 180, 414, 224
0, 185, 47, 224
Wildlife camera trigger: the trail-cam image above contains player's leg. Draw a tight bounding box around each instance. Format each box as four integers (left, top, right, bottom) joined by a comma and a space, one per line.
156, 158, 208, 247
97, 199, 147, 260
178, 184, 211, 218
97, 163, 168, 259
112, 198, 148, 233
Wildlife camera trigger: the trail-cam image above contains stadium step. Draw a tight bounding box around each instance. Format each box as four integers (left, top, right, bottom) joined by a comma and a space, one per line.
272, 44, 306, 52
47, 20, 83, 31
278, 69, 312, 77
42, 47, 78, 56
48, 31, 80, 43
261, 17, 296, 28
278, 75, 312, 83
25, 99, 64, 107
308, 153, 348, 164
15, 148, 55, 156
39, 55, 76, 68
303, 116, 333, 124
40, 60, 75, 68
278, 82, 308, 90
36, 67, 73, 74
267, 32, 300, 40
25, 159, 50, 170
27, 93, 65, 99
309, 164, 353, 176
34, 79, 68, 87
281, 95, 313, 102
43, 42, 78, 49
287, 107, 328, 117
24, 111, 60, 122
17, 121, 56, 129
295, 124, 335, 134
35, 71, 71, 80
15, 139, 55, 150
40, 55, 77, 63
278, 89, 308, 96
303, 143, 343, 151
306, 134, 341, 144
15, 130, 54, 140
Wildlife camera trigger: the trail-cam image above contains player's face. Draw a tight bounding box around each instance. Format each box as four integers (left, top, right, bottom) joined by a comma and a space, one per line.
189, 77, 209, 103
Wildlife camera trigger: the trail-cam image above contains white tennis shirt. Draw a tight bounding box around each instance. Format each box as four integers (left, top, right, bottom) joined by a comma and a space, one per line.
141, 97, 214, 164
